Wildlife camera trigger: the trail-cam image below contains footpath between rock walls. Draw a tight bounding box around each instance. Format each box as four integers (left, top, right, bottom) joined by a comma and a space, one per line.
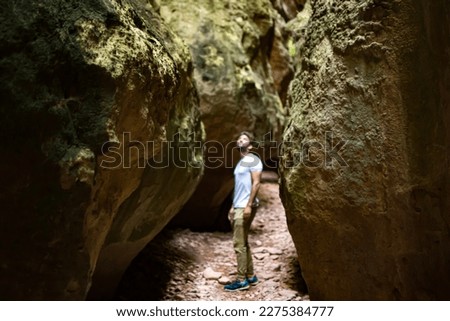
115, 172, 309, 301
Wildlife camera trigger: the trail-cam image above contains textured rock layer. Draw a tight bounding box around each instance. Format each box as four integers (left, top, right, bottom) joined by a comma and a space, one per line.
0, 0, 203, 299
159, 0, 292, 230
280, 0, 450, 299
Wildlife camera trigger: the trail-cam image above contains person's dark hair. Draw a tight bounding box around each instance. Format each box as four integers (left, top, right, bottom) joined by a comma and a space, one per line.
238, 131, 255, 143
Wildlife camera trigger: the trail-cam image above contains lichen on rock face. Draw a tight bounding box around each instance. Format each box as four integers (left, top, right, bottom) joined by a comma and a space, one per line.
160, 0, 286, 140
58, 146, 96, 189
0, 0, 203, 299
280, 0, 450, 300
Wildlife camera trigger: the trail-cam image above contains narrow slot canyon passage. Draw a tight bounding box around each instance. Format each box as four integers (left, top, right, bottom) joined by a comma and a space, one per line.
114, 171, 308, 301
1, 0, 449, 302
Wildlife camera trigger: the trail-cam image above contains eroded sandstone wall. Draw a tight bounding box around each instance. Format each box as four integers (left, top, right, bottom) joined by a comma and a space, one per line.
159, 0, 292, 230
0, 0, 203, 299
280, 0, 450, 299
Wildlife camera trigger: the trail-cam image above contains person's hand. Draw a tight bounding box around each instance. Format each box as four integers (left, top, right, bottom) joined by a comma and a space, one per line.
228, 208, 235, 223
243, 205, 252, 218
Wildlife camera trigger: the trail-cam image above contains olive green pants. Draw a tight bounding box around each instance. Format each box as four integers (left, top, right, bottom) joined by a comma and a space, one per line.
232, 207, 257, 280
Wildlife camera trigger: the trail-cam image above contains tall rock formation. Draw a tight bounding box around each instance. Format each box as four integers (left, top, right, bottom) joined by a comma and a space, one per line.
0, 0, 203, 299
159, 0, 291, 230
280, 0, 450, 299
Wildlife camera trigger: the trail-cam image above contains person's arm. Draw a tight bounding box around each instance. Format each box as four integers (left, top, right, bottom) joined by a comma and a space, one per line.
244, 170, 262, 216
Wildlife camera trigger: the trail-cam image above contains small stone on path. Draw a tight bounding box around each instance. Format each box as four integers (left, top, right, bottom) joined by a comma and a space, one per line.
203, 267, 222, 280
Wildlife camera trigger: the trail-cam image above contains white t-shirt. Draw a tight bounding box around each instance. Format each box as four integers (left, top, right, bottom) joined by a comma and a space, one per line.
233, 153, 263, 208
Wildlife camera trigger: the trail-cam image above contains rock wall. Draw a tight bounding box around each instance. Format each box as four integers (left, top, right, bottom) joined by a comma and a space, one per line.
159, 0, 291, 230
0, 0, 203, 299
280, 0, 450, 299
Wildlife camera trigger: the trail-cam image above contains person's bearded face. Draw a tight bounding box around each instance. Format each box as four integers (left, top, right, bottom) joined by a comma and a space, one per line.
236, 134, 251, 152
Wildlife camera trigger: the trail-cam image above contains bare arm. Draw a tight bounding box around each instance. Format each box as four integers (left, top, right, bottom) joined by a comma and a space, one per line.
244, 170, 262, 215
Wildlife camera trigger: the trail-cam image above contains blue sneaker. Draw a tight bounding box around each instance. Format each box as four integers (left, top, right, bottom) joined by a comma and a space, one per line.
247, 275, 259, 286
224, 279, 250, 292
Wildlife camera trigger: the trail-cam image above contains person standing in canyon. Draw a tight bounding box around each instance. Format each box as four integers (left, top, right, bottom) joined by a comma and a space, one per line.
224, 131, 263, 292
